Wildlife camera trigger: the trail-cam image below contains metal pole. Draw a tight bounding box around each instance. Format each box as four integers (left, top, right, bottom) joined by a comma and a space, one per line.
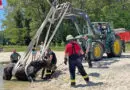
43, 3, 70, 54
12, 7, 54, 75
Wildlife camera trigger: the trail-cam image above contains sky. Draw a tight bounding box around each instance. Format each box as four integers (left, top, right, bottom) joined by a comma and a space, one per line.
0, 0, 7, 31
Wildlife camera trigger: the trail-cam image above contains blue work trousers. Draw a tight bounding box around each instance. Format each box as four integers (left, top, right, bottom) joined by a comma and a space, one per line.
69, 55, 88, 82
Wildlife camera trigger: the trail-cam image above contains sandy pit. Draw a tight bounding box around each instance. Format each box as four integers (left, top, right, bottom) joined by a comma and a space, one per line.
0, 52, 130, 90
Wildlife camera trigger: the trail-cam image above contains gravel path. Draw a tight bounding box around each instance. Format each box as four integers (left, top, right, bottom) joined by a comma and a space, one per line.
0, 52, 130, 90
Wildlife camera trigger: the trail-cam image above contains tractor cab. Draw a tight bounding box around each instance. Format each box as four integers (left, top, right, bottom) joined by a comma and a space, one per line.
91, 22, 112, 39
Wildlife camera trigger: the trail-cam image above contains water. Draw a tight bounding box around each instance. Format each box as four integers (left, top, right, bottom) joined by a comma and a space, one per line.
0, 65, 30, 90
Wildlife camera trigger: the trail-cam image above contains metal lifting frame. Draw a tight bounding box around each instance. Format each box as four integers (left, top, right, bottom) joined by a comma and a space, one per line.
12, 2, 71, 75
12, 0, 95, 76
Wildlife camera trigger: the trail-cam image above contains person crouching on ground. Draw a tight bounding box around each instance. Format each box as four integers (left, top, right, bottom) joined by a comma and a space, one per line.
64, 35, 89, 87
41, 48, 57, 80
10, 49, 21, 63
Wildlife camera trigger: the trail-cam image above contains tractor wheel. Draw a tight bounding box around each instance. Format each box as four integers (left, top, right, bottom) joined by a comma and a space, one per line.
91, 42, 104, 61
112, 38, 122, 57
107, 38, 122, 57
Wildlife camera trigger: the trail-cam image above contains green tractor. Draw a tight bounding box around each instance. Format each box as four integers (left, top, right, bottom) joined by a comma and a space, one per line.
76, 22, 124, 61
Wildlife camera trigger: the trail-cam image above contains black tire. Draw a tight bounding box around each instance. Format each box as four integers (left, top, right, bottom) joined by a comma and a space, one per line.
91, 42, 104, 61
107, 38, 122, 57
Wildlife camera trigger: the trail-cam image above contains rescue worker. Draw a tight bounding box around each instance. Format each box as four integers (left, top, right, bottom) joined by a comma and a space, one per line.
42, 48, 57, 80
64, 35, 89, 87
97, 23, 103, 33
10, 49, 21, 63
85, 36, 93, 68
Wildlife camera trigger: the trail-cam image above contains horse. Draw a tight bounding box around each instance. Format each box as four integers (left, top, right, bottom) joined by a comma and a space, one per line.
3, 59, 48, 82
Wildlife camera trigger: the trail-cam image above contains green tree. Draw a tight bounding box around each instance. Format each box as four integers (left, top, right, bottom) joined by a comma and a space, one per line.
2, 0, 130, 46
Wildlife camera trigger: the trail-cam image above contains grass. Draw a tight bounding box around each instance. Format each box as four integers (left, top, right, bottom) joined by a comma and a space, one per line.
51, 46, 65, 51
1, 45, 27, 52
1, 45, 65, 52
126, 43, 130, 52
1, 43, 130, 52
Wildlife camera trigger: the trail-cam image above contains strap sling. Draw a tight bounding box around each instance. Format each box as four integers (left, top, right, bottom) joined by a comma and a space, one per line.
69, 43, 79, 60
72, 43, 76, 54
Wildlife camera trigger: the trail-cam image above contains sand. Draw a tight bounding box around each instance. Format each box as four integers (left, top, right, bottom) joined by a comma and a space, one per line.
0, 52, 130, 90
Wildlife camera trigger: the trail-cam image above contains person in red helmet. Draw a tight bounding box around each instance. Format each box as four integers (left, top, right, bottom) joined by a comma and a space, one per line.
10, 49, 21, 63
64, 35, 89, 87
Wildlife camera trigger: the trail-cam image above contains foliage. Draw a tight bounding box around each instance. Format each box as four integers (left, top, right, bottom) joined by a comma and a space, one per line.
0, 31, 4, 44
126, 43, 130, 52
1, 0, 130, 45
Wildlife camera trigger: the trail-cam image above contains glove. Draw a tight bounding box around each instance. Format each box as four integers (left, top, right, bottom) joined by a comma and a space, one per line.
64, 57, 68, 65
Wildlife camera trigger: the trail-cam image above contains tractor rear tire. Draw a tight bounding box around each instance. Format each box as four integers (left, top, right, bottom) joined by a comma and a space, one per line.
107, 38, 122, 57
112, 38, 122, 57
91, 42, 104, 61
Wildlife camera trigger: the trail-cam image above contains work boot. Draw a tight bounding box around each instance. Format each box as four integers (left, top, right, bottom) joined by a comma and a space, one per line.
71, 82, 76, 87
51, 71, 55, 76
42, 75, 51, 80
88, 63, 92, 68
85, 77, 89, 83
42, 77, 48, 80
89, 65, 92, 68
